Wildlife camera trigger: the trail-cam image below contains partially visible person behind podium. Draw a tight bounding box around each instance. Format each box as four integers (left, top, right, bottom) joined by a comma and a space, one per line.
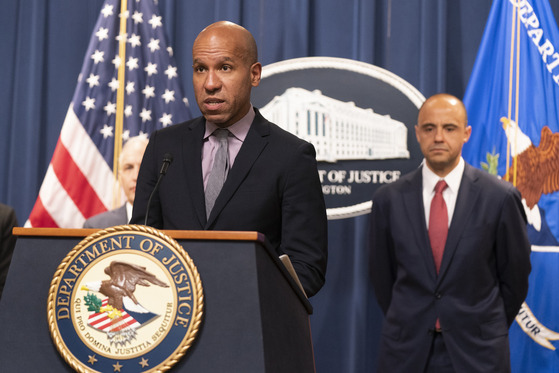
369, 93, 531, 372
0, 203, 18, 300
84, 136, 148, 229
131, 21, 328, 297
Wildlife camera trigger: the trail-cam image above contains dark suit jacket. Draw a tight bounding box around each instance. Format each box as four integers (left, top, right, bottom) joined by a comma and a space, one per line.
83, 204, 128, 229
0, 203, 18, 300
370, 163, 531, 373
131, 109, 328, 297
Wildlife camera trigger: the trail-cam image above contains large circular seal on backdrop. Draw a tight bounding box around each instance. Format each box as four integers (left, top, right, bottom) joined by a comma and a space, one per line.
252, 57, 425, 219
48, 225, 204, 373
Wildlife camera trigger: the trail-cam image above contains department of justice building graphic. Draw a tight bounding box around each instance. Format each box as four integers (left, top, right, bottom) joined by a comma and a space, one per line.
260, 87, 409, 163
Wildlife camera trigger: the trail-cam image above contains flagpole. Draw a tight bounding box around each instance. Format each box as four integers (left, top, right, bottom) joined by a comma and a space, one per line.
505, 1, 516, 182
113, 0, 128, 208
513, 2, 520, 187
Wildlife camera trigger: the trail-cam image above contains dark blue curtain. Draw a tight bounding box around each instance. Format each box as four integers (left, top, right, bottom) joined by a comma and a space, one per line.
2, 1, 559, 372
7, 0, 559, 224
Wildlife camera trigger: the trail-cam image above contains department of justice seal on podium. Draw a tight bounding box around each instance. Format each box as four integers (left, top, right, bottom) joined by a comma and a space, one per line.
47, 225, 204, 372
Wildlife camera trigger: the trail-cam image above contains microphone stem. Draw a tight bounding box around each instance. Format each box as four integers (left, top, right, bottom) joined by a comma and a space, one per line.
143, 154, 172, 226
144, 172, 164, 226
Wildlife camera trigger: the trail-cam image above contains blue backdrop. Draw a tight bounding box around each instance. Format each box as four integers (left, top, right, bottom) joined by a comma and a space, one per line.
2, 1, 559, 372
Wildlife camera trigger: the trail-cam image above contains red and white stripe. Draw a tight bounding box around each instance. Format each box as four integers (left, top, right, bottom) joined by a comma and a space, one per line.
25, 105, 116, 228
87, 299, 141, 332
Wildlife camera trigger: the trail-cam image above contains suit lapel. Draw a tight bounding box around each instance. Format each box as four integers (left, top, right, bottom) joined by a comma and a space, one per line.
205, 112, 270, 228
183, 118, 207, 227
437, 164, 480, 284
403, 169, 438, 282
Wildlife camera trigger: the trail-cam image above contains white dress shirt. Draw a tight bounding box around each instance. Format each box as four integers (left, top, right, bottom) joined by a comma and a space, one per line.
422, 157, 465, 228
125, 201, 133, 223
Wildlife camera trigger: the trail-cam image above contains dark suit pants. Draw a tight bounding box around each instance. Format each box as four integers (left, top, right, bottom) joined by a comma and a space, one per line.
424, 331, 455, 373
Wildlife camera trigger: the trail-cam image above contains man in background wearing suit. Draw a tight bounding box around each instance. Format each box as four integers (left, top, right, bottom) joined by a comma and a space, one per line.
131, 21, 328, 297
84, 136, 148, 229
0, 203, 18, 300
369, 93, 531, 372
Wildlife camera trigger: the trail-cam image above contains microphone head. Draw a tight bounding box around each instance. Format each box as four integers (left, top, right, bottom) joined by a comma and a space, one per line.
163, 153, 173, 164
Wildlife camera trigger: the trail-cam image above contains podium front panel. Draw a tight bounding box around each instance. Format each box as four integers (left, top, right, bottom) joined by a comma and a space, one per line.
0, 231, 314, 372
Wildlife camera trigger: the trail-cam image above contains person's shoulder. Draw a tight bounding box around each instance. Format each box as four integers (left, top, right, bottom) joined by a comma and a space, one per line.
464, 164, 523, 207
154, 116, 204, 137
466, 164, 516, 192
253, 108, 308, 144
0, 203, 15, 216
0, 203, 17, 226
373, 168, 418, 199
83, 206, 126, 229
385, 167, 417, 188
83, 212, 108, 228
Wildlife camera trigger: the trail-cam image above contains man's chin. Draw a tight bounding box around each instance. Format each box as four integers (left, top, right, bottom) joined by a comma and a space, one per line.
202, 113, 230, 126
426, 157, 460, 175
426, 155, 448, 164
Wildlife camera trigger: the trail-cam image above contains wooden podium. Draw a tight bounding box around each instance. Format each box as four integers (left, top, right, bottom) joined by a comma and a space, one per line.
0, 228, 315, 372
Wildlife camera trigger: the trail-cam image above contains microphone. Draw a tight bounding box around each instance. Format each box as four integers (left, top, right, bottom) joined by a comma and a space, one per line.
159, 153, 173, 175
144, 153, 173, 226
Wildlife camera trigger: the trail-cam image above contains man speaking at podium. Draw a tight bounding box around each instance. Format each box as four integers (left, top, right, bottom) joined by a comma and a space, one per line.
131, 21, 328, 297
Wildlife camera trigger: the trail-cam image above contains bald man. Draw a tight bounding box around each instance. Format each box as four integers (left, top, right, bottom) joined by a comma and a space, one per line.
131, 21, 328, 297
84, 136, 148, 228
369, 94, 531, 372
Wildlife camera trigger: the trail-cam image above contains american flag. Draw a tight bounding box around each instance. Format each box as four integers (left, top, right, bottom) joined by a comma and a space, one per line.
87, 299, 154, 333
25, 0, 191, 228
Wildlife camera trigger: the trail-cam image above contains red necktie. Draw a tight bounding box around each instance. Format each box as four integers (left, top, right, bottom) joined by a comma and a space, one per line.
429, 180, 448, 273
429, 180, 448, 331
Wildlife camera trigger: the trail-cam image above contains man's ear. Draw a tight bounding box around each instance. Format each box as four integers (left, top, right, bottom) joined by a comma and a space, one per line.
464, 125, 472, 143
250, 62, 262, 87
